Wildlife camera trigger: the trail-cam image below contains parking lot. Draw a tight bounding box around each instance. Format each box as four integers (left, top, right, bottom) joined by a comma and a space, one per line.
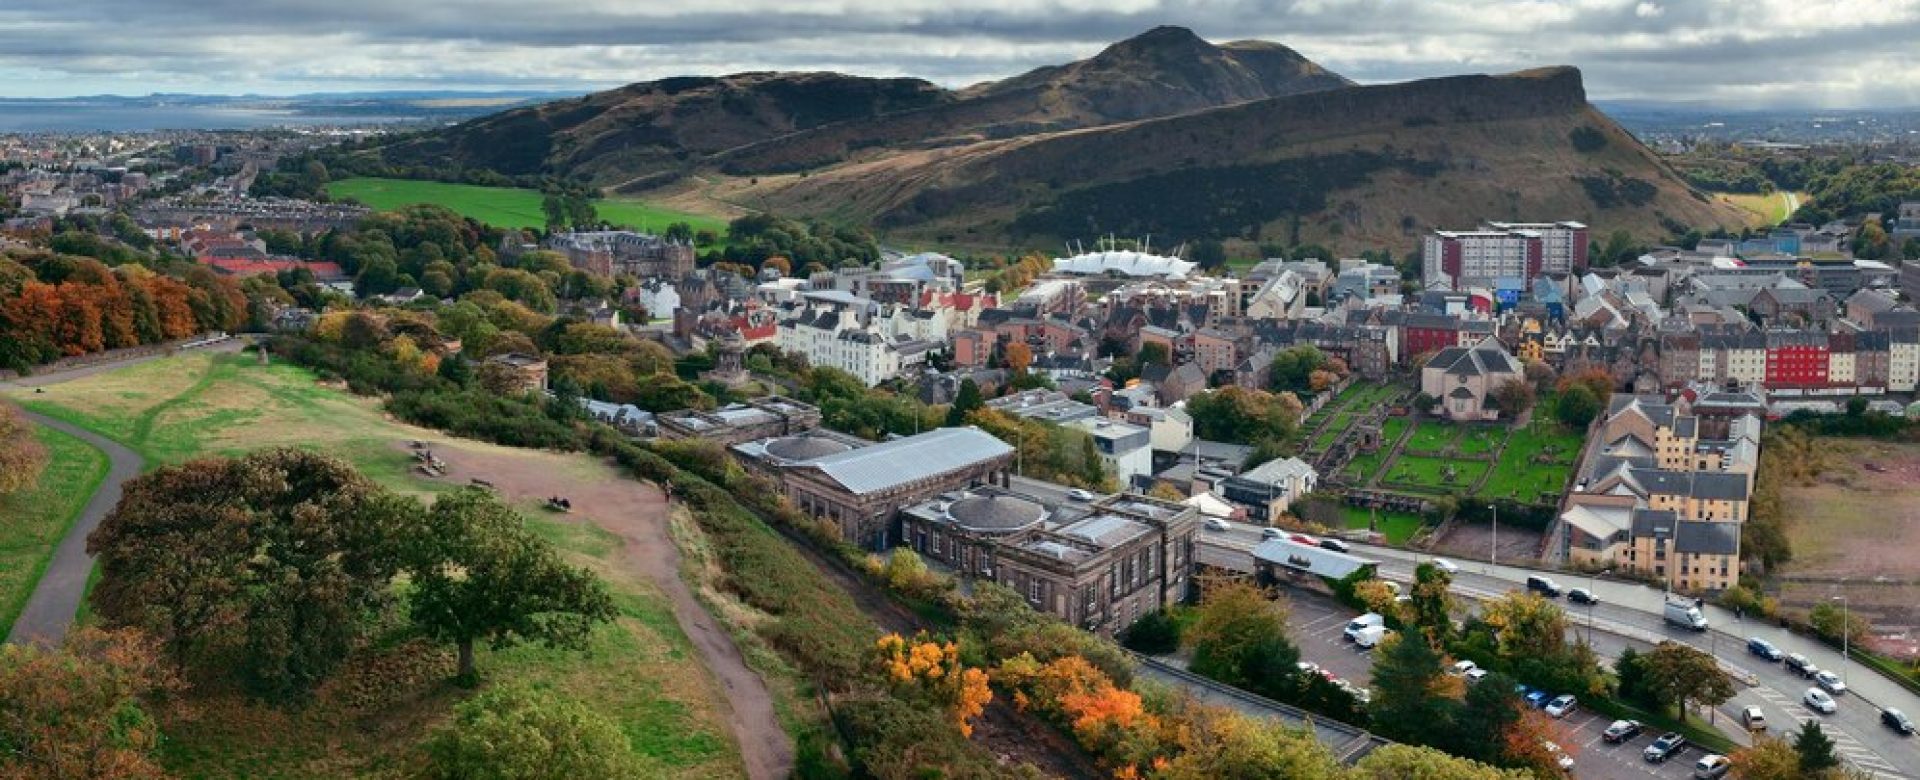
1283, 590, 1704, 779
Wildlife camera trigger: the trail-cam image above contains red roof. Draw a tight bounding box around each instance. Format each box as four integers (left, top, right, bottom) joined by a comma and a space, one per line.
201, 256, 346, 279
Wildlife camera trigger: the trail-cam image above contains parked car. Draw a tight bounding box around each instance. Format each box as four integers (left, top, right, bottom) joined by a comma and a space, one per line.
1352, 624, 1390, 649
1464, 667, 1488, 683
1067, 488, 1094, 501
1883, 708, 1916, 735
1544, 694, 1577, 718
1693, 754, 1731, 779
1785, 653, 1819, 678
1525, 690, 1550, 709
1344, 613, 1385, 642
1337, 680, 1371, 705
1740, 706, 1765, 731
1319, 538, 1351, 553
1431, 558, 1460, 575
1747, 637, 1783, 661
1449, 660, 1479, 677
1567, 587, 1597, 605
1644, 732, 1686, 762
1815, 670, 1848, 695
1804, 687, 1838, 714
1602, 719, 1643, 743
1525, 575, 1562, 597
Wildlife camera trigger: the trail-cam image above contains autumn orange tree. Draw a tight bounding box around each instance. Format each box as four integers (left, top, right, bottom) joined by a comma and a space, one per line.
0, 627, 183, 780
0, 403, 50, 497
873, 633, 992, 737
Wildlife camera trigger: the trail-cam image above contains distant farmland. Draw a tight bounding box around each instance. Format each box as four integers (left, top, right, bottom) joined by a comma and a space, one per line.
326, 177, 732, 235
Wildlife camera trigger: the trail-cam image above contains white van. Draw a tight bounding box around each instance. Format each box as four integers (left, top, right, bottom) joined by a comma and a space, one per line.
1344, 613, 1385, 642
1353, 625, 1390, 649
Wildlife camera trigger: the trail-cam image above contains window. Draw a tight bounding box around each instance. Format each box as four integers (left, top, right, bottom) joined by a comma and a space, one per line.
1028, 579, 1043, 603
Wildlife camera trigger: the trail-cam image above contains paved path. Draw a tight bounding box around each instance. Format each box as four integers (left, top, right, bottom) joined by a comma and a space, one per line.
5, 412, 143, 647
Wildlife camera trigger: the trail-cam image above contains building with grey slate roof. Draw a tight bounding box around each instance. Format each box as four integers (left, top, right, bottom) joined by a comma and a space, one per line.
733, 426, 1017, 548
896, 487, 1197, 637
1420, 336, 1525, 421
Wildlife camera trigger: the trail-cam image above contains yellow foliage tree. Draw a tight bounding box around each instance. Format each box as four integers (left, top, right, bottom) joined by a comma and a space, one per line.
873, 633, 992, 737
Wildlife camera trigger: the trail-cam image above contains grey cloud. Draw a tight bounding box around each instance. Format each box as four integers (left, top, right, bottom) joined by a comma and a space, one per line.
1, 0, 1915, 106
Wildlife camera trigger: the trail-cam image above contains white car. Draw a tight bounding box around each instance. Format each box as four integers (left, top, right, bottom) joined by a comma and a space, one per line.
1815, 670, 1849, 695
1206, 518, 1232, 532
1544, 694, 1578, 719
1804, 687, 1838, 714
1067, 488, 1094, 501
1464, 667, 1488, 683
1543, 740, 1574, 771
1449, 660, 1479, 677
1431, 558, 1460, 575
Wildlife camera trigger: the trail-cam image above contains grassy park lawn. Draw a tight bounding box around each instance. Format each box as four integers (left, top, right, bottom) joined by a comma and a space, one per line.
1338, 506, 1426, 545
0, 423, 108, 635
1475, 421, 1582, 503
5, 355, 751, 779
327, 177, 731, 237
1403, 420, 1455, 455
1342, 449, 1388, 483
1718, 190, 1807, 227
1381, 455, 1489, 492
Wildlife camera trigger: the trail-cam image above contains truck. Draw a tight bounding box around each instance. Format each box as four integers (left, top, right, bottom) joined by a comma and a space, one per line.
1664, 597, 1709, 631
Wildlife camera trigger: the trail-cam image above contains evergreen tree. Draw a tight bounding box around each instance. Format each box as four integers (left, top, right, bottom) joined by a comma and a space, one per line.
946, 378, 982, 426
1794, 719, 1841, 773
1368, 632, 1454, 746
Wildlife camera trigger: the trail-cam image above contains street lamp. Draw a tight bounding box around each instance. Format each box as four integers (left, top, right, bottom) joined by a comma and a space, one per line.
1832, 594, 1850, 685
1586, 567, 1611, 645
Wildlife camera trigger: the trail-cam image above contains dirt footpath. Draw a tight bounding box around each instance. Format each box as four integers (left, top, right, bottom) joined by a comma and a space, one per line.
420, 443, 793, 780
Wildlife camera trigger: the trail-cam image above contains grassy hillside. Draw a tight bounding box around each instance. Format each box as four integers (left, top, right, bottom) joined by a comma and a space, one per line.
0, 422, 108, 634
713, 68, 1746, 251
327, 177, 735, 235
6, 355, 757, 778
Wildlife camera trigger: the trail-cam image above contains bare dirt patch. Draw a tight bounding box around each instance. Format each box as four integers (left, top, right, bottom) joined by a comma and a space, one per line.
1425, 521, 1545, 566
408, 441, 794, 780
1779, 439, 1920, 648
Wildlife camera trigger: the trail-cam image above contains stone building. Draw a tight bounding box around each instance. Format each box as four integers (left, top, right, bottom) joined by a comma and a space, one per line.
544, 230, 695, 279
897, 487, 1197, 636
481, 353, 548, 395
733, 427, 1017, 549
654, 396, 821, 446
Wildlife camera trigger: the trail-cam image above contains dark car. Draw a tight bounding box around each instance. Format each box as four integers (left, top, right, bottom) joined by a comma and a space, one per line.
1525, 575, 1562, 598
1567, 587, 1598, 605
1747, 637, 1783, 661
1525, 690, 1550, 709
1785, 653, 1819, 678
1643, 732, 1686, 763
1319, 538, 1352, 554
1885, 708, 1916, 735
1603, 719, 1644, 743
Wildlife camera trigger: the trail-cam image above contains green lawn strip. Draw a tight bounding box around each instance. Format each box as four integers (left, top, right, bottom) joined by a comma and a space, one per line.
1403, 421, 1455, 455
1336, 506, 1426, 545
327, 177, 730, 238
1342, 450, 1387, 483
1381, 455, 1489, 491
1454, 426, 1507, 456
0, 423, 110, 634
1380, 416, 1409, 443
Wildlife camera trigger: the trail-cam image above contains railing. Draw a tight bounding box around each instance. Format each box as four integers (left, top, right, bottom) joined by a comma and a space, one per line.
1124, 650, 1390, 763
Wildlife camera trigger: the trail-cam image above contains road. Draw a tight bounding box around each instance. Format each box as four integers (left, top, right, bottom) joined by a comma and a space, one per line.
3, 336, 233, 647
1198, 524, 1919, 777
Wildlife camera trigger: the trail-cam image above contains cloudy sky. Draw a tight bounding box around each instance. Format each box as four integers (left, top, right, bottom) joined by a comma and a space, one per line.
4, 0, 1915, 107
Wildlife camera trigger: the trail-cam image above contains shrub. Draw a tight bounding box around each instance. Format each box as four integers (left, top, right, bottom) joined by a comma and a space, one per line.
1119, 609, 1182, 655
1569, 126, 1608, 153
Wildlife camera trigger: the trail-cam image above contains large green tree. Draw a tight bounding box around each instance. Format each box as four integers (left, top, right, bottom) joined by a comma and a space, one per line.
86, 448, 414, 699
406, 488, 617, 682
1185, 582, 1299, 693
423, 685, 638, 779
1639, 641, 1736, 720
1368, 632, 1455, 747
0, 628, 181, 780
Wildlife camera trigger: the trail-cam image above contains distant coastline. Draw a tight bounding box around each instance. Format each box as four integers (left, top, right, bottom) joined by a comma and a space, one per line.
0, 103, 416, 133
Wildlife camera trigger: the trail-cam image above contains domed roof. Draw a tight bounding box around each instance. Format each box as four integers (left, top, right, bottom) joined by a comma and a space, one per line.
947, 494, 1046, 533
764, 435, 854, 461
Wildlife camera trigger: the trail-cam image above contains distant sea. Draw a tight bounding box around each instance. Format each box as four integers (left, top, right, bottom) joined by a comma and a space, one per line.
0, 102, 412, 133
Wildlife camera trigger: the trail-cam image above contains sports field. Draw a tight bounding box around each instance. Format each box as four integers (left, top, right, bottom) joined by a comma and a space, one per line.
5, 354, 754, 778
327, 177, 732, 236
